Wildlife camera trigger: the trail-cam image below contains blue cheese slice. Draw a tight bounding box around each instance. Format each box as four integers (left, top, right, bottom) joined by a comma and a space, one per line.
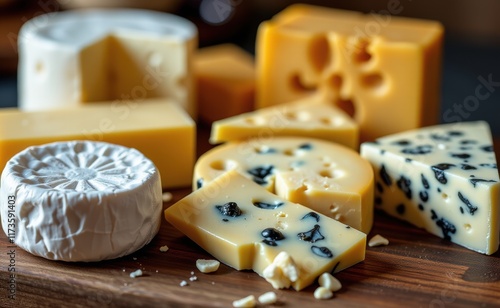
0, 140, 162, 261
194, 137, 374, 233
360, 121, 499, 255
165, 170, 366, 291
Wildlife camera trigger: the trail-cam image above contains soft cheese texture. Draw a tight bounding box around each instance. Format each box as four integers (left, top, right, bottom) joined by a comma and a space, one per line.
18, 9, 197, 117
361, 121, 499, 255
195, 44, 255, 123
194, 137, 373, 233
0, 100, 195, 188
256, 4, 443, 141
1, 140, 162, 261
210, 95, 358, 148
164, 170, 366, 290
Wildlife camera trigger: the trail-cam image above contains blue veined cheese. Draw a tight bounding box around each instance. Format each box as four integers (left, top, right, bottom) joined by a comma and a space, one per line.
360, 121, 499, 255
0, 140, 162, 261
164, 170, 366, 291
194, 137, 374, 233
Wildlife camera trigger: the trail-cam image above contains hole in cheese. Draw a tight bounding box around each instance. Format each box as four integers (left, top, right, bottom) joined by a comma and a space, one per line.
329, 74, 342, 90
352, 38, 372, 63
319, 169, 334, 178
290, 73, 317, 93
335, 98, 355, 119
360, 73, 385, 93
308, 35, 331, 73
209, 160, 237, 171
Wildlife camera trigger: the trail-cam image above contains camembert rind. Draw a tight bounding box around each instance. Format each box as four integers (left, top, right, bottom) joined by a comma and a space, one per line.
165, 170, 366, 291
1, 140, 163, 262
361, 121, 500, 255
194, 137, 374, 233
18, 9, 197, 117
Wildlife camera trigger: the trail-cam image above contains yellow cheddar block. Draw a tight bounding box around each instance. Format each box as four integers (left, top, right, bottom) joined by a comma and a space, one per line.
256, 4, 443, 141
165, 170, 366, 291
210, 94, 358, 149
195, 44, 255, 123
0, 99, 195, 189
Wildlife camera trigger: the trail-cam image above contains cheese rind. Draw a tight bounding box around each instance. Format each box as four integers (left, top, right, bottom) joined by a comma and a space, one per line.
164, 170, 366, 291
256, 4, 443, 141
18, 9, 197, 117
210, 95, 358, 149
194, 137, 373, 233
0, 140, 162, 261
0, 100, 195, 189
195, 44, 255, 123
361, 121, 500, 255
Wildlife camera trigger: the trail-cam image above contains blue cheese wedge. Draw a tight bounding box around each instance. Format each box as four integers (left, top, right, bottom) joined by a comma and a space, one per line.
165, 170, 366, 291
194, 137, 374, 233
0, 140, 162, 261
361, 121, 499, 255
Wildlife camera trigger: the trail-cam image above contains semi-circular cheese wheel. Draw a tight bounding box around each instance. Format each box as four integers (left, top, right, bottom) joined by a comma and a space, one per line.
194, 137, 374, 233
18, 9, 197, 116
1, 140, 162, 262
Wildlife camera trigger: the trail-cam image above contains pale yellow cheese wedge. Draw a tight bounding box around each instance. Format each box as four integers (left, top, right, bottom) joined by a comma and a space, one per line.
0, 99, 195, 189
210, 95, 358, 149
194, 137, 374, 233
165, 170, 366, 291
256, 4, 443, 141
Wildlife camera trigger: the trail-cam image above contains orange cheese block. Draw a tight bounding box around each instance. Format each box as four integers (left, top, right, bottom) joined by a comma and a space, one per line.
0, 99, 195, 189
256, 4, 443, 141
195, 44, 255, 123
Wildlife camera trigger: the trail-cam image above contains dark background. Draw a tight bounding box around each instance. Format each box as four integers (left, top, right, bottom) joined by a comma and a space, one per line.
1, 0, 499, 135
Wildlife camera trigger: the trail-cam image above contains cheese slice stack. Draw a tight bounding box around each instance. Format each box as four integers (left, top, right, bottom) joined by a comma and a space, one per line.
1, 140, 163, 261
210, 95, 359, 149
18, 9, 197, 117
195, 137, 374, 233
165, 170, 366, 291
361, 121, 499, 255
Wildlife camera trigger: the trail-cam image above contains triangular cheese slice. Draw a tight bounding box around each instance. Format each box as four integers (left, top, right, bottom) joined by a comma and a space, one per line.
360, 121, 499, 254
210, 95, 358, 149
165, 170, 366, 291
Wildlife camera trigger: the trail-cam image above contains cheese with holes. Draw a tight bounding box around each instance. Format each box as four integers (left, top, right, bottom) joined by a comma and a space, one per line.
195, 44, 255, 123
0, 100, 195, 189
210, 95, 358, 149
361, 121, 500, 255
18, 9, 197, 117
256, 4, 443, 141
164, 170, 366, 290
194, 137, 373, 233
1, 140, 162, 261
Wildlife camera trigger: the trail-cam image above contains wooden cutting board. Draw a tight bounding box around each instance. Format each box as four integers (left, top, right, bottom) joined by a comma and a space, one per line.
1, 128, 499, 308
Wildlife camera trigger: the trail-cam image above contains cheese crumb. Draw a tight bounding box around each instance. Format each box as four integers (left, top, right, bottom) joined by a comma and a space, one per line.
196, 259, 221, 273
314, 286, 333, 300
159, 245, 169, 252
368, 234, 390, 247
232, 295, 257, 308
162, 192, 173, 202
180, 280, 188, 287
258, 291, 277, 305
189, 275, 198, 282
318, 272, 342, 292
129, 269, 143, 278
263, 251, 299, 289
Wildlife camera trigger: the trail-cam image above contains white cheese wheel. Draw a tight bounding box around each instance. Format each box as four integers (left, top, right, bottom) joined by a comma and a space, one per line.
18, 9, 197, 116
0, 140, 162, 262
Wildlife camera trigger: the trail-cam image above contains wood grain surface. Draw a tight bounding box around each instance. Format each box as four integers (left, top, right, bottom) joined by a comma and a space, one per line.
1, 127, 499, 308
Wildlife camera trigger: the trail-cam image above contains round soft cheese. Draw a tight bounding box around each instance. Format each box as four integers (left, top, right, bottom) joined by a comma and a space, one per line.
0, 140, 162, 262
18, 9, 197, 116
194, 137, 374, 233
